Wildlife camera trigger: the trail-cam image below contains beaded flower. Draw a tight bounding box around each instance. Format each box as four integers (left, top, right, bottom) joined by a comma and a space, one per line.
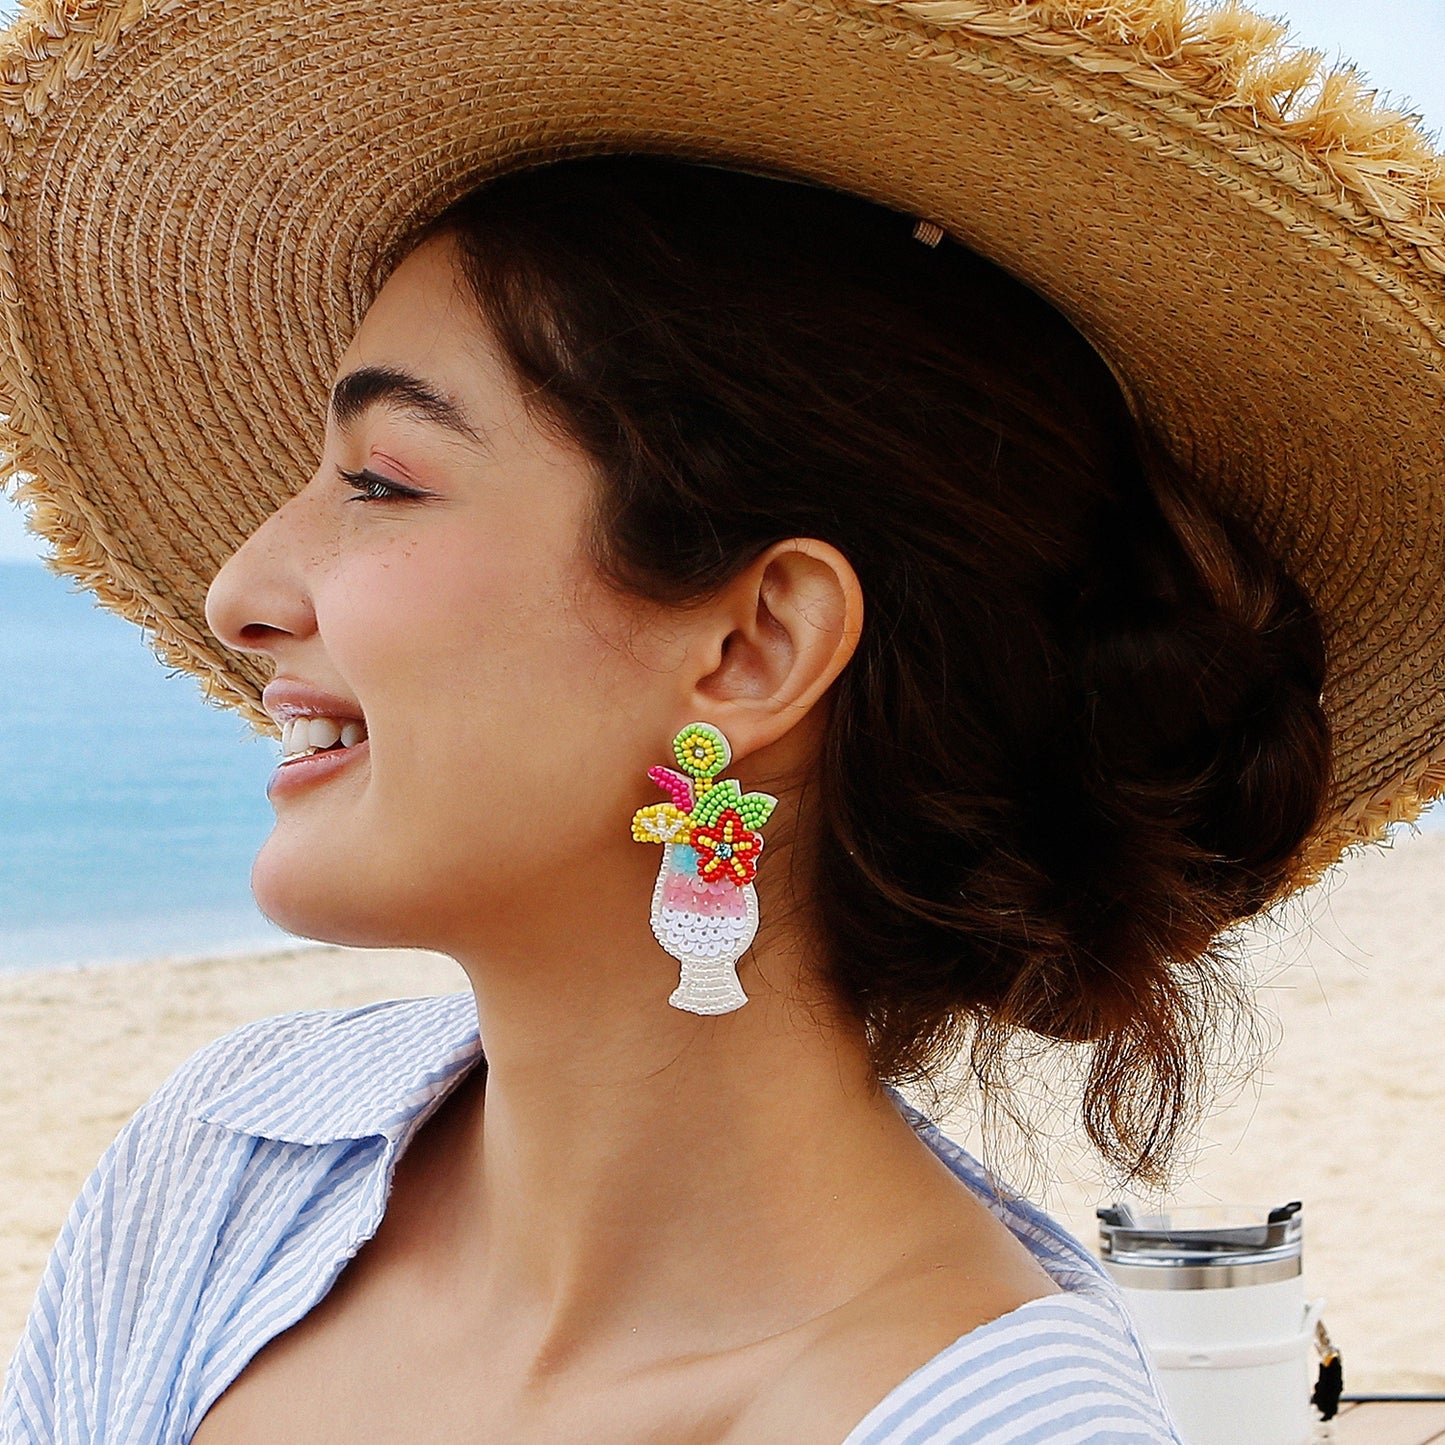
630, 722, 777, 1015
691, 809, 762, 887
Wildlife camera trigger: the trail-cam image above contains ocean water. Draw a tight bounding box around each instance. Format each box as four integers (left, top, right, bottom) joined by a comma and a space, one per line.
0, 559, 297, 972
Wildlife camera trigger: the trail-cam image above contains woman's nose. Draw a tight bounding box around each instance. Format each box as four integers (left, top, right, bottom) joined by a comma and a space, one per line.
204, 490, 319, 661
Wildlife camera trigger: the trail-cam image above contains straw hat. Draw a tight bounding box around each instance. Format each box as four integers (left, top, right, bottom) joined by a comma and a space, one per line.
2, 0, 1444, 885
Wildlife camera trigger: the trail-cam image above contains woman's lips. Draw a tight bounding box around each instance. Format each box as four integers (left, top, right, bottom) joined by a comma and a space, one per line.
267, 737, 370, 800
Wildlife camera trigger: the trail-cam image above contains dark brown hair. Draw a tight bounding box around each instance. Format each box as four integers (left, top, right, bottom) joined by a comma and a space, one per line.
408, 155, 1330, 1181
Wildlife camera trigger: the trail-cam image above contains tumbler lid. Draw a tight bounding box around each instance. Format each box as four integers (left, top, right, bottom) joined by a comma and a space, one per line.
1097, 1201, 1303, 1290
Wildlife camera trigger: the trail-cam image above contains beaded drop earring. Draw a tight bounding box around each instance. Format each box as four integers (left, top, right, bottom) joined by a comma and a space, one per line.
630, 723, 777, 1014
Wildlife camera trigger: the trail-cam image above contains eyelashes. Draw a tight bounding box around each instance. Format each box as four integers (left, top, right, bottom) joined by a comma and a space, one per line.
336, 465, 429, 504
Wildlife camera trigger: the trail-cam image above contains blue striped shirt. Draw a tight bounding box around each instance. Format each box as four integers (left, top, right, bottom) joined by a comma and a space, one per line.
2, 993, 1183, 1443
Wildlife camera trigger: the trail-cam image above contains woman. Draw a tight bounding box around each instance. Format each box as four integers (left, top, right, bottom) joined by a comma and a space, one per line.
3, 1, 1444, 1441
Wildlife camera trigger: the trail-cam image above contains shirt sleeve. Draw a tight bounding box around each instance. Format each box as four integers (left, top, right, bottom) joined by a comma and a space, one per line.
2, 1114, 136, 1442
0, 1013, 315, 1444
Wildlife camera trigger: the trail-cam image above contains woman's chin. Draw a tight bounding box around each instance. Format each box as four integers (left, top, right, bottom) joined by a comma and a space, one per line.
248, 848, 400, 949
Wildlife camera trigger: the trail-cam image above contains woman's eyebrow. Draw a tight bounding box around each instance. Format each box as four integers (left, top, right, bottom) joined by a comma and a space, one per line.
328, 364, 491, 450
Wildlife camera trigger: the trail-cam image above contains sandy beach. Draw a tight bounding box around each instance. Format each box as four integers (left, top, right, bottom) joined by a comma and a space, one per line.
3, 828, 1443, 1393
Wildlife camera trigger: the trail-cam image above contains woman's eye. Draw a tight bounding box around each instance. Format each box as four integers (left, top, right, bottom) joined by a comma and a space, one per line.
337, 466, 426, 503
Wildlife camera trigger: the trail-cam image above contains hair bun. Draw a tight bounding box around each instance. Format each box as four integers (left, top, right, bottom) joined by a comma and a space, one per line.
1023, 454, 1332, 1060
1076, 455, 1328, 889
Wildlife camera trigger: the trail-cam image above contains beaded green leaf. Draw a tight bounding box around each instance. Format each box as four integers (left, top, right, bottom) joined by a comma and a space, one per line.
691, 777, 743, 828
736, 791, 778, 831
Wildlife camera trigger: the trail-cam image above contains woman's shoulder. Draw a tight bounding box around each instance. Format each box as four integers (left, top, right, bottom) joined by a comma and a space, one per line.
848, 1095, 1182, 1443
735, 1088, 1182, 1445
884, 1089, 1109, 1291
58, 988, 482, 1243
839, 1291, 1182, 1444
1, 992, 481, 1443
744, 1265, 1179, 1445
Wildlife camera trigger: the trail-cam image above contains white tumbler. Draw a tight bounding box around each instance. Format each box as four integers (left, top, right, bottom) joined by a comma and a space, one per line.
1098, 1202, 1320, 1445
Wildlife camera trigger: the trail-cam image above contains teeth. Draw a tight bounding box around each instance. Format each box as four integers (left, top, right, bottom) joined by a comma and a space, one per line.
308, 718, 343, 751
279, 714, 368, 759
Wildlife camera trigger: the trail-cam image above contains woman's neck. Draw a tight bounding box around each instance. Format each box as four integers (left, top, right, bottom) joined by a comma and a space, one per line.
415, 876, 964, 1373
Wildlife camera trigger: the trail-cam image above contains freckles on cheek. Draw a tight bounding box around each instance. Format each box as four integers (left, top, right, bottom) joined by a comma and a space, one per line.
345, 545, 551, 693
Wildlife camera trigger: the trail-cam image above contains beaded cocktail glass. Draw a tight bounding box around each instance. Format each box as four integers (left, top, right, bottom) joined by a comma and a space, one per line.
631, 723, 776, 1015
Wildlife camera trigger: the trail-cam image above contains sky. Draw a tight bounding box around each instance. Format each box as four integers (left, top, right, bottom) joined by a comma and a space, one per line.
1, 0, 1442, 561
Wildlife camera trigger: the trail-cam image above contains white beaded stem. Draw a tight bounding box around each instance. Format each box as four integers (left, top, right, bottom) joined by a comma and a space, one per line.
650, 843, 758, 1015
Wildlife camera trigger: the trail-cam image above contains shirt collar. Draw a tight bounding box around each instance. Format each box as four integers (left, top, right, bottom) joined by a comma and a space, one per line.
195, 991, 484, 1146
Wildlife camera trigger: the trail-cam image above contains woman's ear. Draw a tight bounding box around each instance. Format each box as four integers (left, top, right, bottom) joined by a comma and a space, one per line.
683, 538, 863, 758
